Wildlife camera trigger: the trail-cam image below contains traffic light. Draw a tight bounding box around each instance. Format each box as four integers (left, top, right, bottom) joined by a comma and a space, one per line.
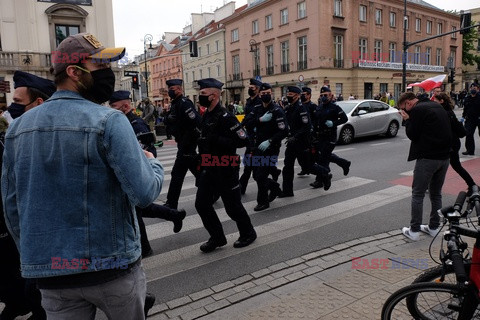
132, 75, 139, 89
448, 70, 455, 83
189, 40, 198, 57
460, 12, 471, 34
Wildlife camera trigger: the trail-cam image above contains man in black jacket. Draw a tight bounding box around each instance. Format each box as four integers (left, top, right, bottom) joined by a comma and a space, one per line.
462, 82, 480, 155
398, 92, 452, 241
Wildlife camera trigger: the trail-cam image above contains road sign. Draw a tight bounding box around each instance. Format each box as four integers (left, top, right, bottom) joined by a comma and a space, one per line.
124, 71, 139, 77
255, 75, 262, 82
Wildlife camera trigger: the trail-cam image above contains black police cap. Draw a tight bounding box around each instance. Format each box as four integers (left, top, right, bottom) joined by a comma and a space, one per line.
109, 90, 131, 103
198, 78, 223, 90
320, 86, 331, 93
166, 79, 183, 87
13, 71, 56, 98
287, 86, 302, 94
302, 87, 312, 94
260, 83, 272, 91
249, 78, 262, 87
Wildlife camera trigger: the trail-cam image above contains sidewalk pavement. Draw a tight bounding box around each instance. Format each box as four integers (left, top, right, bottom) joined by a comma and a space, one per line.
147, 229, 462, 320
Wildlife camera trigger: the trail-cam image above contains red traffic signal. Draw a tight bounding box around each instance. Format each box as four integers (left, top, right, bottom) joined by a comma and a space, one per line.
132, 76, 139, 89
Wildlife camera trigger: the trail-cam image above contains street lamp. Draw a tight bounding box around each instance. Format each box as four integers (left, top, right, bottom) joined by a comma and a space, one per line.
402, 0, 407, 92
249, 39, 260, 77
143, 34, 153, 99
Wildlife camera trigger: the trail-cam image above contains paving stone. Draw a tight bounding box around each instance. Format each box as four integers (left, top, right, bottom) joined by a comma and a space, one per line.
332, 243, 350, 251
189, 296, 215, 310
347, 290, 391, 319
233, 281, 256, 292
323, 306, 375, 319
180, 307, 208, 320
189, 288, 214, 301
251, 268, 271, 278
285, 257, 305, 266
343, 239, 363, 247
324, 270, 389, 299
165, 305, 193, 318
166, 296, 193, 309
305, 257, 324, 267
317, 247, 335, 256
226, 290, 251, 303
266, 276, 289, 289
333, 255, 353, 265
253, 274, 275, 285
303, 265, 324, 275
211, 288, 236, 301
285, 271, 307, 282
388, 230, 402, 236
379, 242, 397, 250
148, 313, 169, 320
321, 253, 342, 261
301, 251, 322, 260
231, 274, 254, 285
337, 248, 355, 256
149, 302, 168, 314
204, 299, 231, 313
211, 281, 235, 293
373, 232, 392, 239
246, 284, 270, 296
363, 245, 382, 254
361, 236, 377, 242
268, 262, 289, 272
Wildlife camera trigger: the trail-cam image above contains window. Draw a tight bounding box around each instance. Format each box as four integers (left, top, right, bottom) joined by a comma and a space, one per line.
335, 83, 343, 96
437, 22, 442, 35
334, 0, 342, 17
359, 5, 367, 22
207, 67, 211, 78
281, 41, 289, 72
185, 73, 189, 83
334, 35, 343, 68
415, 18, 421, 32
215, 40, 220, 52
55, 24, 80, 46
198, 47, 202, 57
298, 1, 306, 19
374, 40, 382, 61
231, 29, 239, 42
404, 16, 409, 30
297, 36, 307, 70
451, 26, 457, 39
426, 20, 432, 34
280, 8, 288, 25
414, 46, 421, 64
199, 69, 203, 79
359, 38, 367, 60
266, 45, 274, 75
450, 50, 456, 68
425, 47, 431, 65
265, 14, 273, 30
375, 9, 382, 25
233, 55, 240, 80
216, 65, 221, 77
252, 20, 259, 35
192, 71, 195, 81
253, 47, 260, 77
436, 48, 442, 66
389, 12, 396, 27
389, 43, 397, 62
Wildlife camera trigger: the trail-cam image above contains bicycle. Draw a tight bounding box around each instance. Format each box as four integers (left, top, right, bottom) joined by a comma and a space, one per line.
381, 189, 480, 319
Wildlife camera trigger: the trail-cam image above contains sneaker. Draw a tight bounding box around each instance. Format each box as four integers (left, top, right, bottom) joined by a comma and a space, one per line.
420, 224, 440, 237
402, 227, 420, 241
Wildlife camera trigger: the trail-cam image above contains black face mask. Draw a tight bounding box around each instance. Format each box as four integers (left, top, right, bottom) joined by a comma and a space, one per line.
8, 102, 32, 119
88, 68, 115, 104
248, 88, 256, 97
168, 89, 177, 99
287, 96, 295, 104
198, 94, 211, 107
300, 95, 308, 103
261, 94, 272, 104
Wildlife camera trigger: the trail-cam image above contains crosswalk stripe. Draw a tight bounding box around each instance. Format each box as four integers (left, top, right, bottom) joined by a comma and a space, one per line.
399, 155, 480, 176
143, 183, 410, 282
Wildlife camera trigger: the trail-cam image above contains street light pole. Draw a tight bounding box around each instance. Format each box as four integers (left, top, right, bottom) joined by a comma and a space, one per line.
143, 34, 153, 99
402, 0, 407, 92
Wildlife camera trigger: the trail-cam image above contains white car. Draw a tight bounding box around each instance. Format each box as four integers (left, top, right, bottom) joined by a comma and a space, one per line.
335, 100, 402, 144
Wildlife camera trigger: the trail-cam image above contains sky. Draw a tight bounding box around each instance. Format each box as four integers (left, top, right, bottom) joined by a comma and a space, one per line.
112, 0, 479, 60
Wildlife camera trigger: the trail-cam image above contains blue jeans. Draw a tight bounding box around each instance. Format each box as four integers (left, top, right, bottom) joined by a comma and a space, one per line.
410, 158, 450, 232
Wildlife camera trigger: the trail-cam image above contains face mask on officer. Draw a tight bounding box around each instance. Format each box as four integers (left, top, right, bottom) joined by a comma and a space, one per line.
261, 93, 272, 104
286, 95, 296, 104
8, 101, 34, 119
248, 88, 256, 97
198, 94, 211, 107
321, 95, 330, 104
168, 89, 177, 99
300, 94, 308, 103
471, 89, 478, 95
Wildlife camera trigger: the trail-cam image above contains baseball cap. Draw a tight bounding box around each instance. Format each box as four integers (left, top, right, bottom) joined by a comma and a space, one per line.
51, 33, 125, 75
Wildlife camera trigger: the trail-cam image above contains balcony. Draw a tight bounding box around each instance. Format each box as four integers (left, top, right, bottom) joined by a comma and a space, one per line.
266, 66, 274, 75
233, 73, 241, 81
334, 59, 344, 68
281, 63, 290, 73
297, 60, 307, 70
0, 51, 52, 72
225, 73, 245, 89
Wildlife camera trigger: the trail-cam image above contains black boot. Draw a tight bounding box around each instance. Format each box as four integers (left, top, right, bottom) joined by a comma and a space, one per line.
323, 173, 333, 191
171, 209, 186, 233
144, 292, 156, 317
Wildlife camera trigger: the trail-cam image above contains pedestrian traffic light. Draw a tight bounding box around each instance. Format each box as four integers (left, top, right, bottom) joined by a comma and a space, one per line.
460, 12, 472, 34
189, 40, 198, 57
132, 75, 139, 89
448, 70, 455, 83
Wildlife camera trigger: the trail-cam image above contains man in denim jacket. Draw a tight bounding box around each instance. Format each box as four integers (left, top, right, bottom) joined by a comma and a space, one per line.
2, 33, 164, 319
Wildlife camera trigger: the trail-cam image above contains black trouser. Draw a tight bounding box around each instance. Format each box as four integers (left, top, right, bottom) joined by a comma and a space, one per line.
253, 149, 280, 205
282, 143, 316, 194
135, 209, 152, 255
464, 117, 480, 154
195, 166, 254, 242
239, 146, 254, 192
451, 140, 476, 187
167, 150, 198, 209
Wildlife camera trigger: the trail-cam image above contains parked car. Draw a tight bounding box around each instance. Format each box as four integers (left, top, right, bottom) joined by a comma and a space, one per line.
335, 100, 402, 144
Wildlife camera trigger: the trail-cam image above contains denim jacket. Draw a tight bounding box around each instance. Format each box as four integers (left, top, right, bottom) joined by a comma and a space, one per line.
2, 90, 164, 278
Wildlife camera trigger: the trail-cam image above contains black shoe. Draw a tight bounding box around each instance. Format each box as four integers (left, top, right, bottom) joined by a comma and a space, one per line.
272, 168, 282, 182
172, 209, 186, 233
297, 170, 309, 176
268, 185, 281, 202
278, 191, 294, 198
213, 193, 221, 203
200, 238, 227, 253
233, 230, 257, 248
310, 180, 323, 189
142, 247, 153, 258
323, 174, 333, 191
144, 292, 156, 317
342, 161, 351, 176
254, 203, 270, 211
462, 151, 474, 155
164, 202, 177, 210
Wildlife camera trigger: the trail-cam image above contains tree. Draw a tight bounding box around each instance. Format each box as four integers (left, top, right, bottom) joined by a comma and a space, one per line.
462, 20, 480, 66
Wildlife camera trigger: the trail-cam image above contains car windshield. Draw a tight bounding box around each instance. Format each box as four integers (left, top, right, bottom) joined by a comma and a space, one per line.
336, 101, 358, 113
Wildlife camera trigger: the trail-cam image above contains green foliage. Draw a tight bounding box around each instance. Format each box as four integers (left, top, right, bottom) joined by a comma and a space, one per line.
462, 20, 480, 66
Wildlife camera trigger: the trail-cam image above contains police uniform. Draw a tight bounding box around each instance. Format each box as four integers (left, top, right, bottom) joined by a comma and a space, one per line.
194, 78, 256, 253
298, 87, 317, 175
281, 86, 313, 196
239, 78, 263, 194
244, 83, 287, 211
462, 83, 480, 155
164, 79, 201, 209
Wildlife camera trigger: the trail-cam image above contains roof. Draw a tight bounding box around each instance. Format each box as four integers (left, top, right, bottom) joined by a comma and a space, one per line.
407, 0, 441, 11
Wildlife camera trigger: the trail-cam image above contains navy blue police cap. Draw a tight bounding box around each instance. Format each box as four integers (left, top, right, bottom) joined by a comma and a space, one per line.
320, 86, 331, 93
287, 86, 302, 94
13, 71, 56, 98
109, 90, 131, 103
302, 87, 312, 94
471, 82, 479, 88
166, 79, 183, 87
249, 78, 262, 87
198, 78, 223, 90
260, 82, 272, 91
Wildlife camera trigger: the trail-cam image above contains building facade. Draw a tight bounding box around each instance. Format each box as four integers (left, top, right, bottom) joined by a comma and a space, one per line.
223, 0, 462, 104
0, 0, 117, 108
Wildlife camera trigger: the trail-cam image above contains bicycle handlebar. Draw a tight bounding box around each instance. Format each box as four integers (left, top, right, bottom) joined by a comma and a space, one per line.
448, 239, 468, 283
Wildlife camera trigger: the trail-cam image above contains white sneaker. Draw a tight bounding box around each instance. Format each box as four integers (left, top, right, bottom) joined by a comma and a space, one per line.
420, 224, 440, 237
402, 227, 420, 241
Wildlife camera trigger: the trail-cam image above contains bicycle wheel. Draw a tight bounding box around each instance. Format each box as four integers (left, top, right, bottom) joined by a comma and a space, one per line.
381, 282, 479, 320
413, 262, 471, 284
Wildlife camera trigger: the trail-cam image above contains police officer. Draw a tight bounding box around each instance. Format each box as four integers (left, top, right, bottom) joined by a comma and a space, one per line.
195, 78, 257, 253
164, 79, 201, 209
310, 86, 349, 189
462, 82, 480, 155
280, 86, 313, 197
239, 78, 263, 194
109, 91, 186, 258
297, 87, 317, 176
244, 83, 287, 211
